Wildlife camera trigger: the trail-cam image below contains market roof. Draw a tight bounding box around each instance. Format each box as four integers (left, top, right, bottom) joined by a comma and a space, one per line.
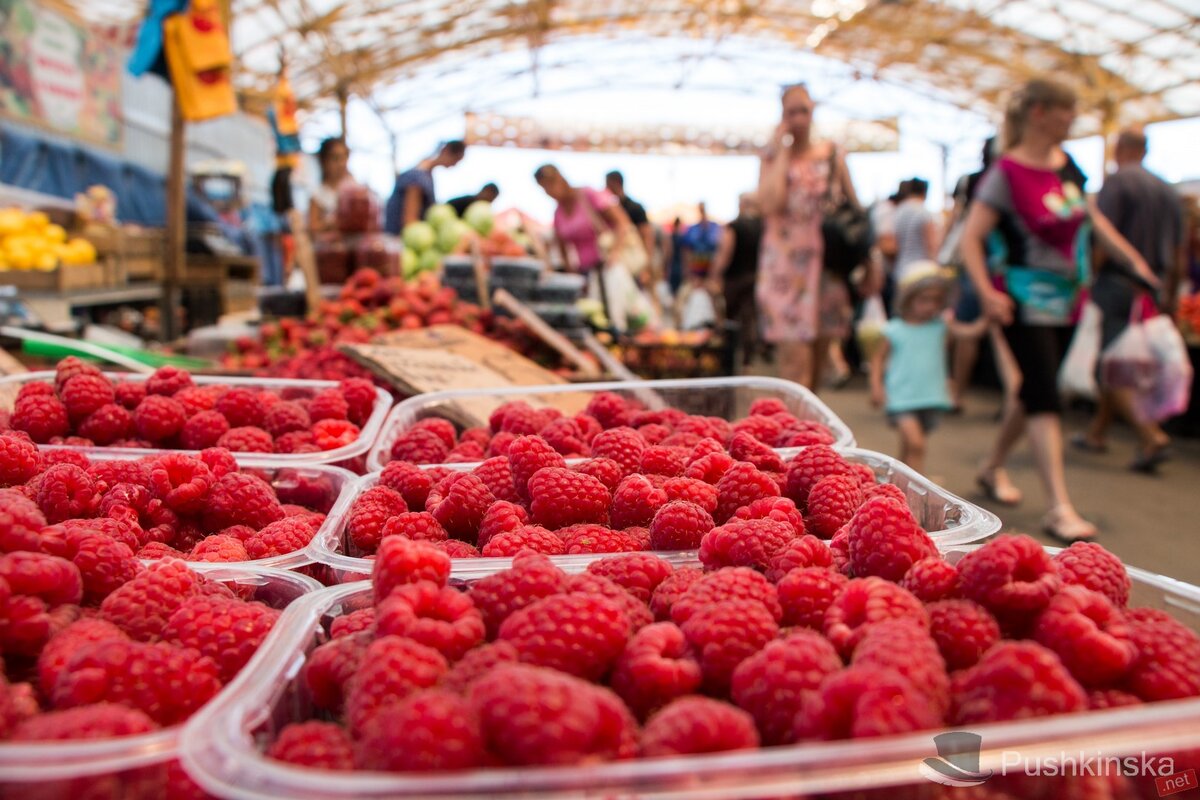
75, 0, 1199, 130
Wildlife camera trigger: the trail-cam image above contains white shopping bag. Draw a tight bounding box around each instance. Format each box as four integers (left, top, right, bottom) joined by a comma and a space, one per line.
1058, 301, 1101, 400
856, 295, 888, 360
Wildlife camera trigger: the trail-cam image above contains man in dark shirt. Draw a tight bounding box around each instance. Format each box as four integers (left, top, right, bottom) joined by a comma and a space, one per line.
605, 170, 656, 282
709, 192, 764, 366
1077, 128, 1185, 471
448, 183, 499, 217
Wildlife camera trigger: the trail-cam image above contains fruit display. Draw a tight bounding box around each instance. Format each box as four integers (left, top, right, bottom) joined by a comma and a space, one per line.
1179, 293, 1200, 344
611, 328, 736, 380
0, 435, 347, 564
0, 208, 97, 272
187, 525, 1199, 798
401, 202, 492, 281
1, 359, 385, 458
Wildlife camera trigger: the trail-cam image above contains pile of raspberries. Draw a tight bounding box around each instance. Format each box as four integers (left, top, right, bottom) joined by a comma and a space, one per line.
0, 557, 285, 795
4, 358, 377, 455
0, 435, 338, 562
348, 433, 883, 559
263, 531, 1200, 792
386, 392, 838, 466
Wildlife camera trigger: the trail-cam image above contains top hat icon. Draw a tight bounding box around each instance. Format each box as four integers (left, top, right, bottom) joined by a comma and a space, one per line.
920, 731, 994, 787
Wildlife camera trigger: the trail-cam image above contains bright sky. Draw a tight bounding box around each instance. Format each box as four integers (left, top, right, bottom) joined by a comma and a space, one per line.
293, 38, 1200, 225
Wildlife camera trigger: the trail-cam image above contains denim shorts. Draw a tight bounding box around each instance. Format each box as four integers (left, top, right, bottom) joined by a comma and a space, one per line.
887, 408, 944, 434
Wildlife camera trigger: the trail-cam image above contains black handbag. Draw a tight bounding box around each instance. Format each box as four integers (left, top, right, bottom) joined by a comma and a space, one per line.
820, 146, 871, 279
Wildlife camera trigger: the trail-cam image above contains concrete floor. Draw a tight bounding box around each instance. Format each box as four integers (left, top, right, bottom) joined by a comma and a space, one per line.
754, 370, 1200, 587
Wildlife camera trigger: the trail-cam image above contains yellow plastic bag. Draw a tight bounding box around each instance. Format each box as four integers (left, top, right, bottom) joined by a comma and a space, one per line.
164, 0, 236, 121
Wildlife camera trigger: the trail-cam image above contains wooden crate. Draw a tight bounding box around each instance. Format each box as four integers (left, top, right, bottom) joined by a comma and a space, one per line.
122, 228, 165, 281
0, 263, 108, 292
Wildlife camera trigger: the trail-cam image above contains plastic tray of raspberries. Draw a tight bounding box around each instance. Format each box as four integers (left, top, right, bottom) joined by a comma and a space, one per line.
307, 445, 1000, 583
0, 363, 393, 468
365, 376, 856, 472
0, 558, 321, 799
2, 439, 358, 572
180, 534, 1200, 800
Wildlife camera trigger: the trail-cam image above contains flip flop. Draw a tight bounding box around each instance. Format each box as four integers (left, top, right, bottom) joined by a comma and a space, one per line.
976, 470, 1022, 507
1042, 506, 1098, 544
1130, 446, 1172, 474
1069, 433, 1108, 454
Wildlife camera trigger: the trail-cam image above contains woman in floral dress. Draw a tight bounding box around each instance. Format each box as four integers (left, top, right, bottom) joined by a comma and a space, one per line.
757, 84, 863, 389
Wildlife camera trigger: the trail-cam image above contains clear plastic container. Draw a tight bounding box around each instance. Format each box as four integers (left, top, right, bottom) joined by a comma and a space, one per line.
0, 564, 321, 799
308, 447, 1000, 583
76, 452, 357, 573
365, 376, 856, 472
0, 371, 393, 468
180, 547, 1200, 800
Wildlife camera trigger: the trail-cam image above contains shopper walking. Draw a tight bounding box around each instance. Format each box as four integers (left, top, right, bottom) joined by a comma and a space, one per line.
708, 192, 765, 366
959, 78, 1158, 542
605, 171, 657, 276
384, 140, 466, 234
891, 178, 942, 287
757, 83, 862, 390
1074, 128, 1186, 471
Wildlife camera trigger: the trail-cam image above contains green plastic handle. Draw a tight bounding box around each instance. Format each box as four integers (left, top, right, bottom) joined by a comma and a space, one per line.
20, 339, 212, 370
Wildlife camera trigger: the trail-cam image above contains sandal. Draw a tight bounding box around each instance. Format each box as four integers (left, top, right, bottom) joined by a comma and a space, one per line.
976, 468, 1022, 507
1130, 445, 1171, 474
1042, 505, 1098, 544
1069, 433, 1108, 454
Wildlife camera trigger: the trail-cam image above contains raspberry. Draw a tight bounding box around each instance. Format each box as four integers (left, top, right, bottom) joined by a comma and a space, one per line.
174, 409, 227, 450
847, 496, 937, 582
1053, 541, 1131, 608
263, 401, 311, 439
498, 591, 630, 680
777, 567, 849, 629
0, 434, 41, 488
442, 641, 520, 694
1123, 615, 1200, 702
189, 535, 249, 562
610, 622, 701, 719
823, 577, 928, 657
327, 608, 373, 640
338, 378, 377, 426
346, 486, 408, 552
132, 395, 186, 443
35, 463, 97, 523
804, 474, 863, 539
100, 558, 202, 640
672, 567, 782, 626
355, 689, 485, 772
143, 366, 193, 397
795, 664, 941, 740
485, 430, 517, 457
926, 599, 1001, 671
162, 594, 280, 681
344, 636, 448, 734
776, 419, 837, 447
573, 413, 603, 443
212, 387, 263, 428
54, 357, 103, 392
829, 527, 851, 575
13, 704, 158, 741
560, 524, 639, 554
308, 388, 349, 422
1089, 689, 1143, 710
482, 524, 564, 557
784, 446, 851, 509
202, 472, 284, 532
378, 460, 435, 509
523, 467, 609, 530
852, 620, 950, 715
731, 630, 842, 744
40, 449, 91, 468
375, 580, 485, 661
727, 431, 786, 472
649, 567, 703, 621
590, 427, 646, 478
476, 501, 528, 548
138, 542, 187, 559
303, 631, 369, 712
426, 473, 495, 539
492, 403, 538, 435
173, 386, 218, 416
11, 394, 70, 443
37, 619, 128, 694
267, 721, 354, 770
660, 476, 718, 515
0, 491, 46, 553
732, 495, 807, 538
573, 458, 623, 494
110, 381, 146, 410
313, 419, 360, 451
540, 418, 591, 457
866, 482, 908, 504
0, 593, 73, 656
468, 551, 567, 636
636, 423, 671, 445
147, 453, 213, 516
584, 392, 634, 429
198, 447, 238, 479
373, 537, 450, 601
902, 556, 961, 602
951, 641, 1087, 724
71, 533, 140, 603
245, 516, 320, 559
53, 639, 223, 725
59, 374, 116, 423
565, 572, 652, 630
957, 534, 1062, 622
470, 457, 520, 504
1032, 585, 1137, 688
506, 435, 566, 500
700, 517, 796, 571
217, 426, 274, 453
684, 452, 735, 485
648, 502, 714, 554
72, 403, 131, 447
764, 535, 833, 583
587, 554, 674, 603
610, 474, 669, 530
681, 599, 779, 693
0, 550, 83, 606
714, 461, 780, 524
390, 428, 450, 464
380, 511, 448, 546
275, 431, 319, 453
641, 697, 759, 757
637, 445, 685, 477
470, 664, 637, 765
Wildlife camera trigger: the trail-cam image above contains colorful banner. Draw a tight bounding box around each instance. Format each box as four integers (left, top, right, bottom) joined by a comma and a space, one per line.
0, 0, 123, 148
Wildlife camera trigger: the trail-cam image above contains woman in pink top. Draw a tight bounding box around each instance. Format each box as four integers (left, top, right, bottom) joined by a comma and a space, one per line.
535, 164, 636, 274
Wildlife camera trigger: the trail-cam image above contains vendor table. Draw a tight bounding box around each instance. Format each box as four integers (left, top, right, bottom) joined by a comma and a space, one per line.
21, 283, 164, 334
